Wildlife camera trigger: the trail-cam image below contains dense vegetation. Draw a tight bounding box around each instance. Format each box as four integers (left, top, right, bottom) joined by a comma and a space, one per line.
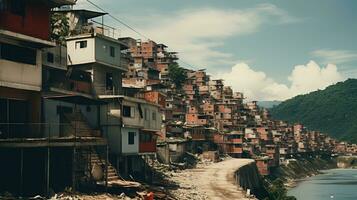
264, 179, 296, 200
50, 13, 70, 44
168, 63, 187, 89
270, 79, 357, 143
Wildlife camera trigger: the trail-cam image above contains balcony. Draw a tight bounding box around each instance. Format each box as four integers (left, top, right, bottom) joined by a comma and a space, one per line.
139, 141, 156, 153
226, 145, 243, 154
191, 133, 206, 141
71, 22, 119, 39
230, 138, 243, 144
0, 123, 105, 147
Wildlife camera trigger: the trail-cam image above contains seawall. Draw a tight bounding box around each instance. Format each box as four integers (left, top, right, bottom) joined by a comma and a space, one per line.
235, 160, 269, 199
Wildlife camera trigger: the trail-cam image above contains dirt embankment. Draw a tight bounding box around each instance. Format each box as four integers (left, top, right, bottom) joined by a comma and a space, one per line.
269, 157, 337, 186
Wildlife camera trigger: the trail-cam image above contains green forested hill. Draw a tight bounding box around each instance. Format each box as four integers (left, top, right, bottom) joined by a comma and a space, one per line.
270, 79, 357, 143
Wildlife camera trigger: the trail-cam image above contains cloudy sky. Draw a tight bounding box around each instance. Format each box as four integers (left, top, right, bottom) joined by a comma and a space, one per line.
74, 0, 357, 101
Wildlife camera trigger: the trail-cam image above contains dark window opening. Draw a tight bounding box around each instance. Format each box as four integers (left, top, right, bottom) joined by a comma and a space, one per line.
76, 40, 87, 49
123, 106, 134, 118
106, 73, 113, 90
128, 132, 135, 145
144, 109, 149, 120
138, 104, 143, 118
0, 0, 26, 16
0, 43, 36, 65
47, 52, 54, 63
110, 46, 115, 57
152, 112, 156, 121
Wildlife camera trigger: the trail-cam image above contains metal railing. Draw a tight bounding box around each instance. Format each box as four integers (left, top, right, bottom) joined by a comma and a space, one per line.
71, 22, 120, 39
0, 123, 102, 141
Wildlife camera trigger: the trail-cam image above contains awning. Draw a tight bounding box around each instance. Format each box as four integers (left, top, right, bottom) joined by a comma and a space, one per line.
43, 94, 107, 105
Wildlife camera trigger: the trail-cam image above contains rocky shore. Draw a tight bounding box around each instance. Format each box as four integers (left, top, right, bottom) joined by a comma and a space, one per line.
268, 156, 337, 188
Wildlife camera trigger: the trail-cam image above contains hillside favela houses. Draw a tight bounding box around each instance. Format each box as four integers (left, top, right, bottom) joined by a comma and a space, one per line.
0, 1, 356, 199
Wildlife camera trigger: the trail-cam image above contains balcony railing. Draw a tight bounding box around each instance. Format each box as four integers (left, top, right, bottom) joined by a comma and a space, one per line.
71, 22, 119, 39
139, 141, 156, 153
0, 123, 103, 142
230, 138, 243, 144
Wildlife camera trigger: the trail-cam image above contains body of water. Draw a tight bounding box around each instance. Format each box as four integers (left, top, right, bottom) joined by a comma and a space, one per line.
288, 169, 357, 200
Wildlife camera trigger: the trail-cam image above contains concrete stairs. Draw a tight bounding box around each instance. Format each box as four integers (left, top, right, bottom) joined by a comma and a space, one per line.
89, 150, 121, 182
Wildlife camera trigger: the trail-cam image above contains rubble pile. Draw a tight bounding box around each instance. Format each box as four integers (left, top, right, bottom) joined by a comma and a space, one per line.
49, 193, 140, 200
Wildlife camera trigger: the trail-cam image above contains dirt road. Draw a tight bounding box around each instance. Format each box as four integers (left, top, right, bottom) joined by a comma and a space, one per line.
169, 158, 256, 200
192, 158, 255, 200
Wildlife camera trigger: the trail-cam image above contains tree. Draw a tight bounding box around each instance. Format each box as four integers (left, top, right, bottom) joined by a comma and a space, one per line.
264, 179, 296, 200
50, 13, 70, 44
168, 63, 187, 89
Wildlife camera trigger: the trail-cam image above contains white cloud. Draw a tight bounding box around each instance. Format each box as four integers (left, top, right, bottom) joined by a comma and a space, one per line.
110, 4, 298, 68
139, 5, 297, 68
73, 2, 298, 69
217, 61, 344, 101
311, 49, 357, 64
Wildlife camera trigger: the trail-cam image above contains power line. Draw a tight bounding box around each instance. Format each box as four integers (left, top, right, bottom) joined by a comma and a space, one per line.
84, 0, 198, 70
85, 0, 150, 40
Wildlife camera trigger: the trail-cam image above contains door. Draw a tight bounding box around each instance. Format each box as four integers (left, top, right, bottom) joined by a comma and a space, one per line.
9, 99, 28, 138
0, 98, 7, 139
57, 106, 73, 137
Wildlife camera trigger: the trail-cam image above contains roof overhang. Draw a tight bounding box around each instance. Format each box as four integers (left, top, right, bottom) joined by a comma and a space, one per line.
0, 29, 55, 48
43, 92, 107, 105
98, 95, 161, 107
49, 0, 76, 8
52, 9, 107, 19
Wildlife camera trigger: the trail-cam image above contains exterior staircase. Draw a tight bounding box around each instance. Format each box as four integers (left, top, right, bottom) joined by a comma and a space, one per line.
72, 147, 121, 188
88, 149, 121, 183
64, 110, 101, 137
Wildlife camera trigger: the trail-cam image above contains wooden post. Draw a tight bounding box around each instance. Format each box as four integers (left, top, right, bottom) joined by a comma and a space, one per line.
72, 147, 76, 191
105, 145, 109, 190
20, 148, 24, 196
116, 155, 120, 174
46, 147, 50, 196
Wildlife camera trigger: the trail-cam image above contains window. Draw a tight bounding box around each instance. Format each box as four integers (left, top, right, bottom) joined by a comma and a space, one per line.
0, 43, 36, 65
0, 0, 25, 16
138, 104, 143, 118
106, 73, 113, 90
123, 106, 134, 118
128, 132, 135, 145
152, 111, 157, 121
47, 53, 54, 63
75, 41, 87, 49
144, 109, 149, 120
110, 46, 115, 57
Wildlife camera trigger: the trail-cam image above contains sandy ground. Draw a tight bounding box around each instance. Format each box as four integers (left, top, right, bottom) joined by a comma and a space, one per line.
168, 158, 256, 200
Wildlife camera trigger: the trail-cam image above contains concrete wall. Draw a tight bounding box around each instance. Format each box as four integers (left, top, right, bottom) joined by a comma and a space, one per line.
121, 127, 139, 154
0, 50, 42, 91
106, 126, 122, 154
92, 65, 122, 95
43, 99, 99, 137
235, 161, 268, 199
42, 46, 67, 70
122, 99, 161, 131
95, 37, 121, 68
157, 144, 170, 164
67, 37, 95, 65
